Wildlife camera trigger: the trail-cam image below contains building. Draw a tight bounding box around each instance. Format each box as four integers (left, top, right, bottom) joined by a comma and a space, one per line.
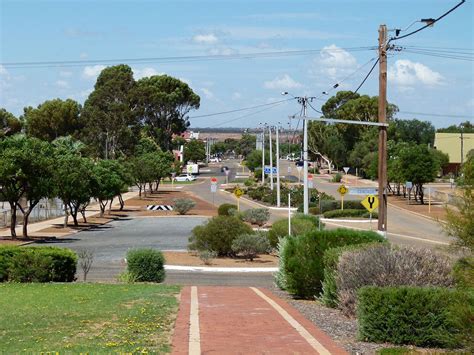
434, 132, 474, 174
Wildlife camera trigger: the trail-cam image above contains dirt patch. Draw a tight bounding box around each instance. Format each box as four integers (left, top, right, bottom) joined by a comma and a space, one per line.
163, 251, 278, 267
126, 190, 217, 217
0, 239, 25, 246
388, 194, 448, 221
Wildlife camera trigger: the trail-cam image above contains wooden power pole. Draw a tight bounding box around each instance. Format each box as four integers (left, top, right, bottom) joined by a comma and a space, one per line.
377, 24, 388, 233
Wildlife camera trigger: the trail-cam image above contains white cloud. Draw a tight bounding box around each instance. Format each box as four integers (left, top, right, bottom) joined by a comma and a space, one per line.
232, 92, 242, 100
388, 59, 443, 88
59, 70, 72, 78
80, 52, 88, 59
200, 88, 214, 99
82, 65, 106, 79
133, 67, 163, 79
316, 44, 357, 80
55, 80, 69, 88
193, 33, 218, 44
264, 74, 302, 90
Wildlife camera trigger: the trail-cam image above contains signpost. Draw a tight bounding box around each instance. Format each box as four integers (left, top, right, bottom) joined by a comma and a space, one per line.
308, 174, 314, 189
264, 166, 278, 174
210, 177, 218, 205
337, 184, 348, 210
343, 167, 350, 174
171, 172, 176, 190
296, 165, 302, 183
234, 187, 244, 211
361, 195, 379, 230
224, 168, 230, 184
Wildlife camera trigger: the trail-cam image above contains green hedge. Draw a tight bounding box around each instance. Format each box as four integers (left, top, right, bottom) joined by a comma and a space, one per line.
299, 200, 365, 214
267, 214, 321, 248
320, 242, 384, 307
323, 209, 378, 219
452, 256, 474, 289
0, 246, 77, 282
281, 229, 384, 298
217, 203, 238, 216
126, 248, 165, 282
358, 286, 473, 349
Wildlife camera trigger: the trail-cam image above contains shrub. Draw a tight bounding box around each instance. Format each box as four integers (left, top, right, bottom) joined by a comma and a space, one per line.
275, 236, 290, 290
173, 198, 196, 215
231, 233, 271, 261
320, 243, 383, 308
281, 229, 384, 298
309, 206, 320, 215
357, 286, 473, 348
0, 246, 77, 282
452, 256, 474, 289
323, 209, 378, 219
189, 216, 253, 256
337, 244, 454, 316
267, 218, 314, 248
242, 208, 270, 227
126, 248, 165, 282
117, 270, 138, 283
244, 178, 255, 187
332, 173, 342, 182
218, 203, 238, 216
199, 250, 217, 265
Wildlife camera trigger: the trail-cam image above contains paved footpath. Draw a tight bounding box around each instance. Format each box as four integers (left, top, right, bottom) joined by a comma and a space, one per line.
172, 286, 347, 354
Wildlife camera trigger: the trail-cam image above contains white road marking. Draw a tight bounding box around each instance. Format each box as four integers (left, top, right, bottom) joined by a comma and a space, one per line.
250, 287, 331, 355
189, 286, 201, 355
165, 265, 278, 272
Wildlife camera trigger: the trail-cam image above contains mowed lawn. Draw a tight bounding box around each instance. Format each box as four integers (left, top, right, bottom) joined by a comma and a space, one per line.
0, 283, 181, 353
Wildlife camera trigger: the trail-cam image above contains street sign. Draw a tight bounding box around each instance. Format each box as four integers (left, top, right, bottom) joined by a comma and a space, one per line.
186, 165, 193, 174
287, 166, 292, 173
361, 195, 379, 213
264, 166, 277, 174
349, 187, 377, 196
296, 166, 303, 172
337, 185, 348, 196
210, 177, 218, 184
234, 187, 244, 198
343, 167, 350, 174
211, 184, 217, 193
308, 174, 314, 189
405, 181, 413, 189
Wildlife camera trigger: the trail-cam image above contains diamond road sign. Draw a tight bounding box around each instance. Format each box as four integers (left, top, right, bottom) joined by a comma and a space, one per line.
337, 184, 348, 196
361, 195, 379, 213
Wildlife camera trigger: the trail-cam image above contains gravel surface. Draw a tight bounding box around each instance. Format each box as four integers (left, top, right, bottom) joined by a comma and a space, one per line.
270, 286, 391, 355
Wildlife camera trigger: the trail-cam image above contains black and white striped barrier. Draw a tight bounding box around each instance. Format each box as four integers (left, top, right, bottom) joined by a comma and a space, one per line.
147, 205, 173, 211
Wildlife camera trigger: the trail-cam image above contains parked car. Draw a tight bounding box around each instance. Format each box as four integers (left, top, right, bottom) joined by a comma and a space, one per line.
209, 157, 221, 163
174, 174, 197, 182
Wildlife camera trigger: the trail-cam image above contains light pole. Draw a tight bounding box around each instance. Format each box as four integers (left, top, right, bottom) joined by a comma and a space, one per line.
260, 123, 265, 185
269, 125, 274, 190
276, 124, 281, 207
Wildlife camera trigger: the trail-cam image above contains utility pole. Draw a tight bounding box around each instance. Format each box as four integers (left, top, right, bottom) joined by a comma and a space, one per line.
460, 124, 464, 166
302, 98, 309, 215
377, 24, 388, 233
276, 125, 281, 207
261, 128, 265, 185
269, 125, 274, 190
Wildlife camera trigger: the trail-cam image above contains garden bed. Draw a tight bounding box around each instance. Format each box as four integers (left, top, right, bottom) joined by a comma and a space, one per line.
163, 251, 278, 267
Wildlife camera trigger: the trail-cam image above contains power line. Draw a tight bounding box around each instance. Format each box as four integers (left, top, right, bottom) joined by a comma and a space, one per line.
2, 46, 377, 69
397, 111, 473, 119
189, 98, 294, 119
390, 0, 466, 41
402, 49, 474, 61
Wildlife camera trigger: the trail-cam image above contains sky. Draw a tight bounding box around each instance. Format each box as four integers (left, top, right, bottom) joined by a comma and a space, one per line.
0, 0, 473, 129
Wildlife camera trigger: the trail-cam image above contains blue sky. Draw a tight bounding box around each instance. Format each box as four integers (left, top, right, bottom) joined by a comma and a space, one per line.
1, 0, 472, 128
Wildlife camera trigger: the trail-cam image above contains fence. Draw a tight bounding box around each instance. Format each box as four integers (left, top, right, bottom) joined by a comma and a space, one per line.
0, 198, 65, 228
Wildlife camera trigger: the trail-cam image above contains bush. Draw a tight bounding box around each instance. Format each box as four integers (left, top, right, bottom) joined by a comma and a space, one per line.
337, 244, 454, 316
231, 233, 271, 261
218, 203, 238, 216
357, 286, 473, 348
244, 178, 255, 187
199, 250, 217, 265
242, 208, 270, 226
452, 256, 474, 289
281, 229, 384, 298
126, 248, 165, 282
173, 198, 196, 215
189, 216, 253, 256
332, 173, 342, 182
268, 218, 314, 248
275, 236, 290, 290
320, 243, 383, 308
309, 206, 320, 215
0, 246, 77, 282
323, 209, 378, 219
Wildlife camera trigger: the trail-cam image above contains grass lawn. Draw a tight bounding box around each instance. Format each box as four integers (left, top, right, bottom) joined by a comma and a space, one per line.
0, 283, 181, 353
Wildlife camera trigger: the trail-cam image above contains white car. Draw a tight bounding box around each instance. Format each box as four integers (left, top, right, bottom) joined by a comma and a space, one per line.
209, 157, 221, 163
174, 174, 196, 182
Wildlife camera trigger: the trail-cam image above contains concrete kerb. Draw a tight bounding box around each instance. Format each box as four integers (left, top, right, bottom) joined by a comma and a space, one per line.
165, 265, 278, 273
320, 218, 373, 223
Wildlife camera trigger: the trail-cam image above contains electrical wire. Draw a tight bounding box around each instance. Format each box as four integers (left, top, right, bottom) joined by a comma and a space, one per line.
2, 46, 377, 69
402, 49, 474, 61
390, 0, 466, 41
189, 98, 294, 119
307, 101, 323, 115
398, 111, 473, 119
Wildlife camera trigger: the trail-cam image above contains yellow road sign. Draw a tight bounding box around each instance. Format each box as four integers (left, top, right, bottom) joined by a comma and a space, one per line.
337, 184, 348, 196
361, 195, 379, 213
234, 187, 244, 198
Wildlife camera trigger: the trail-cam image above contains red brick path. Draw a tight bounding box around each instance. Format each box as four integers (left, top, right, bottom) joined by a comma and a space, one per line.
171, 286, 348, 354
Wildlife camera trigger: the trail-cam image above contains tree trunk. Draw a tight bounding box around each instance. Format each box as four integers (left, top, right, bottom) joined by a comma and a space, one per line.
99, 200, 107, 217
69, 203, 79, 226
21, 200, 39, 238
419, 184, 424, 204
108, 198, 114, 213
118, 194, 124, 211
63, 202, 69, 228
9, 201, 17, 239
138, 185, 142, 198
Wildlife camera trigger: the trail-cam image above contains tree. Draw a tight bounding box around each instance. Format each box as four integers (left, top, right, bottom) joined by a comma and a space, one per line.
348, 128, 378, 177
0, 108, 22, 138
92, 160, 126, 217
235, 133, 257, 158
444, 154, 474, 252
244, 149, 274, 172
81, 64, 139, 158
398, 144, 439, 204
308, 122, 346, 168
0, 135, 54, 238
388, 118, 435, 146
183, 139, 205, 163
133, 75, 200, 150
438, 121, 474, 134
23, 99, 82, 141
